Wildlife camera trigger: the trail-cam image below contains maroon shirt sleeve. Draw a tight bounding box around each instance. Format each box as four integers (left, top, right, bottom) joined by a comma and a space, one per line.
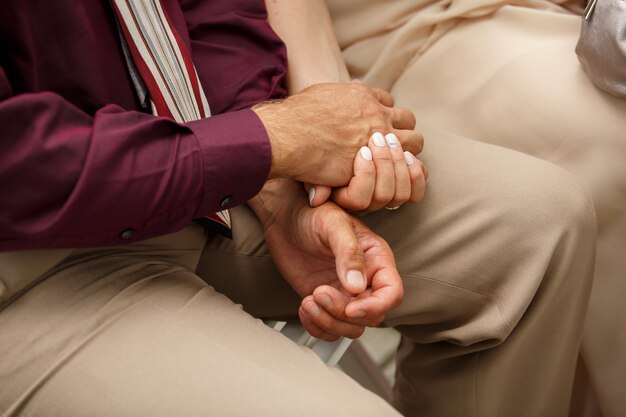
175, 0, 288, 114
0, 69, 270, 251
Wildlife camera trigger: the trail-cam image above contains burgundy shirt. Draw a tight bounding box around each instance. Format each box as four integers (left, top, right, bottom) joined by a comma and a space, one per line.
0, 0, 287, 250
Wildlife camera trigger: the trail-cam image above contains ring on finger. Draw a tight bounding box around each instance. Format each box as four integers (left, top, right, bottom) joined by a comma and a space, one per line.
385, 204, 402, 211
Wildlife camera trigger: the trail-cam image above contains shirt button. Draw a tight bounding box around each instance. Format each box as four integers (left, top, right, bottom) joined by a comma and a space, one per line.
121, 229, 135, 240
220, 195, 233, 208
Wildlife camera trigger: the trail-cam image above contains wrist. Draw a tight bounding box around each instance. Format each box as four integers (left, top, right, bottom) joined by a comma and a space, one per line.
249, 179, 306, 231
251, 101, 300, 181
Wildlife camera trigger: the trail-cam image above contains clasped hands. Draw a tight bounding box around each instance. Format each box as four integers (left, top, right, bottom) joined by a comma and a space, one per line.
251, 82, 427, 341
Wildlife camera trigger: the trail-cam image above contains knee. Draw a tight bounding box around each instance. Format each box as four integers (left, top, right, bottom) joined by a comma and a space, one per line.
498, 160, 597, 327
505, 158, 596, 250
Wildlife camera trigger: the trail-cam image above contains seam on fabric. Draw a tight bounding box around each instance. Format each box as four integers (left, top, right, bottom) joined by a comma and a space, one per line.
400, 271, 513, 334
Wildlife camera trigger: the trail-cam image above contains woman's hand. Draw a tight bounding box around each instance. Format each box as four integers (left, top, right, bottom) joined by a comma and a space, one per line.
307, 131, 428, 214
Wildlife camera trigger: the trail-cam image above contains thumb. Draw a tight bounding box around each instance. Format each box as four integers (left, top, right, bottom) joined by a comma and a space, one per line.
304, 184, 332, 207
325, 213, 368, 294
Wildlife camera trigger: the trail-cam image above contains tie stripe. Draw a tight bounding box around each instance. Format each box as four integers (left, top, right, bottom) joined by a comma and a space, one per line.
112, 0, 232, 236
113, 0, 209, 122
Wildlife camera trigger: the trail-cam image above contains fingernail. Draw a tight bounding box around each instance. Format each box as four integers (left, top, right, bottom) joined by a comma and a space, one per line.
385, 133, 400, 149
316, 294, 332, 309
346, 270, 366, 291
304, 302, 320, 317
350, 310, 367, 318
371, 132, 386, 148
308, 187, 316, 206
404, 151, 415, 166
360, 146, 373, 161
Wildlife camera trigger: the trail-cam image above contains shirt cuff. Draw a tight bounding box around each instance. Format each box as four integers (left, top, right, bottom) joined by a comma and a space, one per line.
185, 108, 271, 215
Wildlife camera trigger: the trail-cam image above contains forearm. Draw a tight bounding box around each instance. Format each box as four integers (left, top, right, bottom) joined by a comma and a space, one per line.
264, 0, 350, 94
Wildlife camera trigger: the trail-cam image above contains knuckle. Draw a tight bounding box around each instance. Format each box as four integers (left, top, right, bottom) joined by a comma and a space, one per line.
372, 149, 393, 162
407, 162, 420, 178
408, 110, 417, 127
414, 160, 428, 180
353, 83, 369, 93
351, 197, 371, 212
409, 190, 424, 203
403, 133, 424, 154
416, 133, 425, 152
421, 164, 429, 180
396, 189, 411, 203
392, 151, 406, 163
375, 105, 389, 121
342, 238, 360, 255
372, 193, 392, 206
318, 315, 335, 330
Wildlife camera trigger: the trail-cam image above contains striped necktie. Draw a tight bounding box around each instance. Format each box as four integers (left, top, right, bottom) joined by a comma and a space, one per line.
111, 0, 232, 238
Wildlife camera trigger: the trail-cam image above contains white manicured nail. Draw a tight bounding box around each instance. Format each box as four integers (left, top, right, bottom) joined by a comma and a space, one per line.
308, 187, 316, 206
360, 146, 373, 161
385, 133, 400, 149
371, 132, 386, 148
404, 151, 415, 166
346, 270, 366, 291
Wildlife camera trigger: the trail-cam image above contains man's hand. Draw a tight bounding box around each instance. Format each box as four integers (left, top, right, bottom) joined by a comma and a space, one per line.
252, 83, 422, 188
249, 179, 404, 341
308, 132, 428, 213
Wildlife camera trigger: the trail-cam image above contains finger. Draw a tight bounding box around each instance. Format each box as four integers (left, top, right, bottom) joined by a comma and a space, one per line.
324, 212, 368, 294
344, 225, 404, 321
383, 133, 411, 209
368, 86, 395, 107
418, 158, 429, 180
299, 307, 340, 342
345, 270, 404, 322
332, 146, 376, 211
405, 153, 426, 204
390, 107, 416, 130
345, 285, 401, 322
313, 285, 352, 319
305, 184, 332, 207
314, 286, 385, 327
395, 129, 424, 155
368, 132, 395, 212
300, 297, 366, 339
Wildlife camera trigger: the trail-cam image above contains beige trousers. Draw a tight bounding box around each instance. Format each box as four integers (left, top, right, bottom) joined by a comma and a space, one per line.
0, 126, 595, 416
327, 1, 626, 415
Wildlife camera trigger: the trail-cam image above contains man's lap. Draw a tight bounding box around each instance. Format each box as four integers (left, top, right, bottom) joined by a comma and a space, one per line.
0, 226, 398, 416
